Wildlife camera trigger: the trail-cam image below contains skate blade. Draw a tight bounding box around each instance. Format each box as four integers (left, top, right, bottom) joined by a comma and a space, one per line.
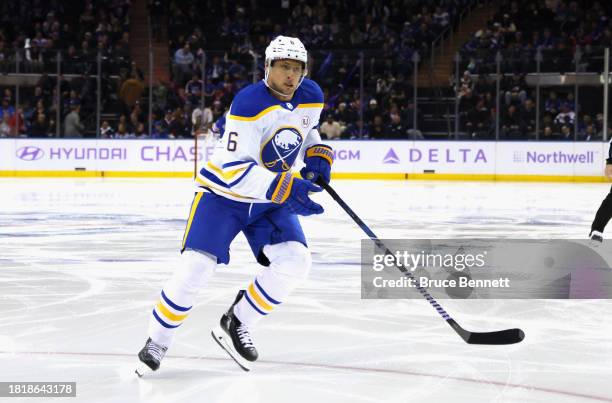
589, 239, 603, 248
211, 327, 251, 372
135, 362, 152, 377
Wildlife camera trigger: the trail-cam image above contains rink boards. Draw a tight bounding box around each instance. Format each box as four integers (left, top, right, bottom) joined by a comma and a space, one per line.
0, 138, 608, 182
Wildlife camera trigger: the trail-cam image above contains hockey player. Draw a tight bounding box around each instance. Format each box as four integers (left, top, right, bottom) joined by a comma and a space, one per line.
589, 141, 612, 243
136, 36, 334, 374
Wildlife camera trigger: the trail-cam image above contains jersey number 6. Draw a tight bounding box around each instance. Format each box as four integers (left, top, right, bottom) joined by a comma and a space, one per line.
227, 132, 238, 152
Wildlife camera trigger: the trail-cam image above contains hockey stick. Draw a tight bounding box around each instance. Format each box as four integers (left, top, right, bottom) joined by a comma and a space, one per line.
316, 178, 525, 345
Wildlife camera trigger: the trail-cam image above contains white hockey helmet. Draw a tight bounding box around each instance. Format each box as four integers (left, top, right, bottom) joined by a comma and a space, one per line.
264, 36, 308, 94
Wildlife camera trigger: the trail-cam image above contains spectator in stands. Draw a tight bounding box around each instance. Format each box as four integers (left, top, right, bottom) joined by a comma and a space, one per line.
545, 91, 561, 116
459, 88, 476, 121
369, 115, 386, 139
151, 120, 168, 138
64, 105, 84, 138
332, 102, 353, 130
345, 120, 369, 138
466, 99, 491, 138
161, 109, 174, 133
191, 100, 213, 136
583, 124, 597, 141
501, 105, 522, 139
320, 115, 342, 140
9, 106, 25, 136
386, 111, 407, 139
130, 62, 145, 82
521, 99, 536, 136
433, 6, 450, 29
30, 111, 52, 137
24, 39, 44, 73
174, 42, 194, 85
560, 125, 572, 140
579, 114, 593, 136
542, 125, 555, 140
207, 56, 225, 81
168, 108, 189, 138
185, 73, 204, 106
499, 14, 516, 35
130, 102, 145, 129
0, 97, 14, 119
460, 71, 473, 95
135, 122, 147, 138
119, 71, 145, 110
503, 73, 527, 101
0, 116, 10, 137
30, 86, 46, 108
364, 99, 381, 125
100, 120, 114, 138
211, 100, 225, 121
153, 81, 169, 114
554, 103, 575, 129
3, 89, 12, 103
113, 122, 132, 139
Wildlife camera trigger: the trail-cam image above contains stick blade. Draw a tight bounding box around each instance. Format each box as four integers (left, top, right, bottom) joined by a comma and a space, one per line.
448, 319, 525, 345
464, 328, 525, 345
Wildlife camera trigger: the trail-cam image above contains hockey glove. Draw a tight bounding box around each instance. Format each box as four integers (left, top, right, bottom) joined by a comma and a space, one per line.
266, 172, 324, 216
300, 144, 334, 184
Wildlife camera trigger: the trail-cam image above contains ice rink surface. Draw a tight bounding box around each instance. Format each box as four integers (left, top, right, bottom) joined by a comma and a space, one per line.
1, 178, 611, 403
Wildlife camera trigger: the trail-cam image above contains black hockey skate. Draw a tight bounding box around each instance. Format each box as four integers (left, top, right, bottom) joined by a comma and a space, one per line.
211, 290, 258, 371
135, 338, 168, 377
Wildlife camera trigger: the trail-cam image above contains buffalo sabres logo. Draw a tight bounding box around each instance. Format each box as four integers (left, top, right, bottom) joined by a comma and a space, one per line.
261, 127, 303, 172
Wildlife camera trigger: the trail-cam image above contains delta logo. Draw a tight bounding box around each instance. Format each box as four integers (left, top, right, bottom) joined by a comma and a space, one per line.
383, 148, 400, 164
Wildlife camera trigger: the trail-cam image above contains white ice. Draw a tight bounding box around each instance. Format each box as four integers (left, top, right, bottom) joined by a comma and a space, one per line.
1, 178, 611, 403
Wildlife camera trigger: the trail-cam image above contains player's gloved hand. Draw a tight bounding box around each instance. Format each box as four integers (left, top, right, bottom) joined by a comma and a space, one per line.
300, 144, 334, 184
266, 172, 324, 216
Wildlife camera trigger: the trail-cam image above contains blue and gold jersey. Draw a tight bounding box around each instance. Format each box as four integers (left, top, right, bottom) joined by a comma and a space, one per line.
196, 78, 324, 202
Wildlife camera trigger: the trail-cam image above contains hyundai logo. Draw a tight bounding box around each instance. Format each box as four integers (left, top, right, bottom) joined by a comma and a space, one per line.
16, 146, 45, 161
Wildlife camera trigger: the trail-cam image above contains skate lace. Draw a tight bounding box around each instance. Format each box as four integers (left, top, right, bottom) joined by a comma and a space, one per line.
148, 341, 167, 361
236, 324, 254, 348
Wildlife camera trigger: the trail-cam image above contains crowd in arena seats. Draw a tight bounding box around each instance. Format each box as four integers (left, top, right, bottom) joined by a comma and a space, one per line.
2, 0, 610, 140
0, 0, 132, 137
456, 0, 612, 140
461, 0, 612, 74
163, 0, 471, 139
457, 70, 610, 140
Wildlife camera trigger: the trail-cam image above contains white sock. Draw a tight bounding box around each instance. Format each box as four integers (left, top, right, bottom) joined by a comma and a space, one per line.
234, 241, 311, 326
147, 249, 216, 347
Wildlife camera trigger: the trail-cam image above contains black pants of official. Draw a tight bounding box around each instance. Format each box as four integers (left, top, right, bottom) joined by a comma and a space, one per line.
592, 185, 612, 233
